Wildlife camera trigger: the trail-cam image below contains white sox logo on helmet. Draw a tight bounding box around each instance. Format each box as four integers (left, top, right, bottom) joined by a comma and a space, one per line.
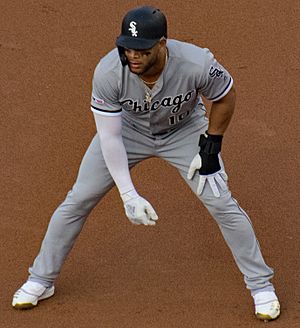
128, 21, 138, 37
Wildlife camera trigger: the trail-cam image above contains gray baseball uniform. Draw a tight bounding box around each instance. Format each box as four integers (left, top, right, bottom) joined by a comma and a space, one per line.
91, 40, 232, 134
28, 39, 275, 293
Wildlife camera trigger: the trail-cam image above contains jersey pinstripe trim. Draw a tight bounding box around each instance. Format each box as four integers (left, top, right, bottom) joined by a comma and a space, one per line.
91, 105, 122, 116
209, 77, 233, 102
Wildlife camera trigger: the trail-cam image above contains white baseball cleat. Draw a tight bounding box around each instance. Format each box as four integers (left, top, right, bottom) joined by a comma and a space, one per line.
12, 281, 55, 309
253, 291, 280, 321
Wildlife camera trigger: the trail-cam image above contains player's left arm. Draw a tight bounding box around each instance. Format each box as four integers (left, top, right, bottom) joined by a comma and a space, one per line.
207, 85, 236, 135
187, 50, 236, 197
187, 88, 235, 197
187, 87, 236, 197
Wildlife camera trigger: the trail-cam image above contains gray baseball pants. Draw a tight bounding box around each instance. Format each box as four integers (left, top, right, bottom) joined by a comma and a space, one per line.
28, 113, 275, 292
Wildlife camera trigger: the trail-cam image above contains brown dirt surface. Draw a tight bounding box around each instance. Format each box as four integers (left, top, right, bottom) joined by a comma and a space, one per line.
1, 1, 299, 327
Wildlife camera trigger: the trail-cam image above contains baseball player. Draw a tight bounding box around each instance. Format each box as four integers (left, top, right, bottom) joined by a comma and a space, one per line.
12, 6, 280, 321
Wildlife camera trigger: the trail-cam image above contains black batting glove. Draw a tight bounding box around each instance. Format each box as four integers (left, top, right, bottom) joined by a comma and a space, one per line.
199, 131, 223, 175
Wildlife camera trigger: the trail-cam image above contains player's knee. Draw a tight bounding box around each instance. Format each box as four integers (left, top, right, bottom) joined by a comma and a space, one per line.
64, 183, 102, 214
200, 193, 253, 229
199, 189, 231, 211
200, 191, 238, 224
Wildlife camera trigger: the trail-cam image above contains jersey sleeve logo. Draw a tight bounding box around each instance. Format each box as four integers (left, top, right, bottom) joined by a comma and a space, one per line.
209, 66, 224, 78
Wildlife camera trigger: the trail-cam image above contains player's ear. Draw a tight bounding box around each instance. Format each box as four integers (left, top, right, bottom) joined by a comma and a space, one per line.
158, 37, 167, 48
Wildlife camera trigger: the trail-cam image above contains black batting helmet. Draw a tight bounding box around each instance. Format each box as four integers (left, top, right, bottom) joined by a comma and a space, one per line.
116, 6, 168, 65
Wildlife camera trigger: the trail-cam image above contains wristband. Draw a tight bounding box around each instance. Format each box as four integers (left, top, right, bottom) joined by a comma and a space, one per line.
199, 131, 223, 155
198, 131, 223, 175
120, 189, 139, 202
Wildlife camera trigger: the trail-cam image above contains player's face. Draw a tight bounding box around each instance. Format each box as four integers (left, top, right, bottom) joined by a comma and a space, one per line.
124, 40, 165, 76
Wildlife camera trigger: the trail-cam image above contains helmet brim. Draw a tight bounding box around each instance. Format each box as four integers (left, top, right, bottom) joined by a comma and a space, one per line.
116, 35, 159, 50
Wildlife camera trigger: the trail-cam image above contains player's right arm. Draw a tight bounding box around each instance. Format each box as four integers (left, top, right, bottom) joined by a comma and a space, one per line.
91, 59, 158, 225
93, 113, 158, 226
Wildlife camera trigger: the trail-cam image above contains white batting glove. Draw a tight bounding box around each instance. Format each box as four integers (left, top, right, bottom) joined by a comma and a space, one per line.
121, 190, 158, 226
187, 154, 228, 198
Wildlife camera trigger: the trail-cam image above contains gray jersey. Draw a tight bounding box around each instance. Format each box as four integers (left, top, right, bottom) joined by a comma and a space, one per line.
91, 39, 233, 136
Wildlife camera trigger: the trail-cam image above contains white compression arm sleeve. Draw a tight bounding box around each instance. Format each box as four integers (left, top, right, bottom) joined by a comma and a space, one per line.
93, 113, 136, 195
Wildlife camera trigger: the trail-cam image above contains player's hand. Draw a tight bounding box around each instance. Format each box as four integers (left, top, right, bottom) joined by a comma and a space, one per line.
121, 191, 158, 225
187, 132, 227, 197
187, 153, 228, 197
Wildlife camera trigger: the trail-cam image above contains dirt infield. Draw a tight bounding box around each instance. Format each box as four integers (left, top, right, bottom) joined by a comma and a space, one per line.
1, 1, 299, 327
